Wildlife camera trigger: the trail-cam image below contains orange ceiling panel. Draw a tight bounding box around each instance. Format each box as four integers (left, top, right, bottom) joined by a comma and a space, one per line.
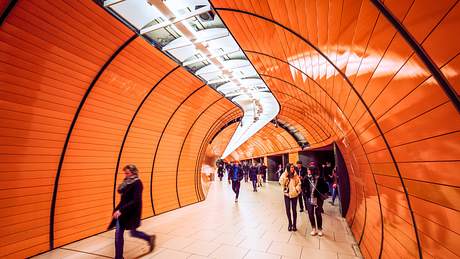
212, 0, 460, 257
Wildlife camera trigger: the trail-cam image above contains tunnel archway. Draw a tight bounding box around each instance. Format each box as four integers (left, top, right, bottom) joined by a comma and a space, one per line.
0, 0, 459, 258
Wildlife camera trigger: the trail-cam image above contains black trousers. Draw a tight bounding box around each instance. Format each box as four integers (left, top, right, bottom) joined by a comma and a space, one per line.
298, 192, 304, 210
251, 179, 257, 191
306, 197, 324, 230
231, 180, 240, 198
284, 195, 298, 226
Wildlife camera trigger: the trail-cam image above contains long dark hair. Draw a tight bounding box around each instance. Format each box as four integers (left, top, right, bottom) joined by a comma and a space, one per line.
285, 163, 295, 178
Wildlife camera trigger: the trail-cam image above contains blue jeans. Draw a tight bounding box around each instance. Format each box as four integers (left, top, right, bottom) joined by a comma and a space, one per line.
115, 219, 150, 259
332, 186, 339, 204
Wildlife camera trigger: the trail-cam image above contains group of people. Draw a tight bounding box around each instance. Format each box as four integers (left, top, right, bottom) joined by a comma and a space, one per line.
110, 161, 338, 258
219, 161, 269, 202
279, 161, 338, 236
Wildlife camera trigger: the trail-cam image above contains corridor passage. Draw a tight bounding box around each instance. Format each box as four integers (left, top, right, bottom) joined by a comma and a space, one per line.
34, 181, 359, 259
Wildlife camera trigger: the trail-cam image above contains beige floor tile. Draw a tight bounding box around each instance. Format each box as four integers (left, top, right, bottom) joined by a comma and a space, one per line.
239, 237, 273, 252
267, 242, 302, 258
337, 254, 362, 259
149, 248, 190, 259
34, 182, 360, 259
262, 230, 292, 242
64, 236, 114, 252
159, 236, 195, 250
194, 229, 222, 241
188, 255, 209, 259
333, 232, 357, 244
182, 240, 221, 256
209, 244, 249, 259
213, 232, 247, 246
244, 250, 281, 259
320, 239, 356, 256
288, 233, 320, 249
301, 247, 338, 259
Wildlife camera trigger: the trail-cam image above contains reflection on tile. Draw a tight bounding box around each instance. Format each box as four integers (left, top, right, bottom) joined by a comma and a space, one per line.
209, 244, 248, 259
245, 250, 281, 259
33, 183, 361, 259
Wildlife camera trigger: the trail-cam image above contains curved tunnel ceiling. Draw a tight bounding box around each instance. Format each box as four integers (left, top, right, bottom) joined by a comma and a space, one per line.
0, 0, 459, 258
105, 0, 280, 159
210, 0, 460, 258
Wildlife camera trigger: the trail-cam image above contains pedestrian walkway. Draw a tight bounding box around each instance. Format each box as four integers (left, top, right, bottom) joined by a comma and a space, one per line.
34, 181, 361, 259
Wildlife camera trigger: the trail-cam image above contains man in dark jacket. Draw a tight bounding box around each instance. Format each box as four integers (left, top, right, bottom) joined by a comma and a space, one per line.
259, 162, 268, 183
110, 164, 155, 259
242, 162, 250, 182
228, 162, 244, 201
249, 164, 258, 192
295, 161, 308, 212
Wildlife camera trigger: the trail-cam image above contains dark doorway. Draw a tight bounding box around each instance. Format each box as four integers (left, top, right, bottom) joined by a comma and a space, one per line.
267, 155, 282, 181
298, 143, 350, 217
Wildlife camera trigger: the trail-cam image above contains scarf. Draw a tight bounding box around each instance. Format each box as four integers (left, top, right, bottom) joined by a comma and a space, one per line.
117, 175, 139, 194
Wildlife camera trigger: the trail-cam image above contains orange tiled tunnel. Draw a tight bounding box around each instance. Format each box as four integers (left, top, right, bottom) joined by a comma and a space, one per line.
0, 0, 459, 258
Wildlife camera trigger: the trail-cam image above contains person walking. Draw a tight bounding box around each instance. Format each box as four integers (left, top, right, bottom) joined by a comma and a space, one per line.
302, 166, 329, 236
256, 163, 264, 187
279, 163, 301, 231
295, 161, 307, 212
226, 162, 233, 184
217, 163, 224, 181
243, 162, 250, 182
228, 162, 243, 202
276, 164, 283, 182
329, 167, 339, 205
260, 162, 268, 183
249, 164, 258, 192
109, 164, 155, 259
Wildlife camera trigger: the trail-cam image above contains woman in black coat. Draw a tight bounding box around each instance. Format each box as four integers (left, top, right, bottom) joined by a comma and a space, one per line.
302, 166, 329, 237
109, 164, 155, 259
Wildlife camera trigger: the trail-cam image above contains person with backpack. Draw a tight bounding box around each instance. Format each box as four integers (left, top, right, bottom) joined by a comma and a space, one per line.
228, 162, 244, 202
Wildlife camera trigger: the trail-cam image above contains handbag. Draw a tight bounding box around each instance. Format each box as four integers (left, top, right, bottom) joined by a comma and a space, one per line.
307, 178, 328, 201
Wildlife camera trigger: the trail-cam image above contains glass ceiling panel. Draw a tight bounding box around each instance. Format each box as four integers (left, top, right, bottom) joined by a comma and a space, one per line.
104, 0, 281, 159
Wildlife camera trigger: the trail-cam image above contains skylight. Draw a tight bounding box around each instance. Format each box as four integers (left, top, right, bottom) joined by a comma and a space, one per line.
104, 0, 279, 159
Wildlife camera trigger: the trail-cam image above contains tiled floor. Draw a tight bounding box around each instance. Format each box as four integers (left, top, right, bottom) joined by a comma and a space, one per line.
34, 181, 362, 259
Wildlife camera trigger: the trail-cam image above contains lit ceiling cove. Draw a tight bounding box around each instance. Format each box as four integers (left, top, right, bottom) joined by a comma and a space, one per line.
103, 0, 280, 159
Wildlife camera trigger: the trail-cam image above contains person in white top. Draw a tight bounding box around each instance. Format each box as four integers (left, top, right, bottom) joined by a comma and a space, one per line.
279, 163, 302, 231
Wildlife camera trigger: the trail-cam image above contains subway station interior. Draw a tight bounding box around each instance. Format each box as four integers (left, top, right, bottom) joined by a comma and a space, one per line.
1, 0, 459, 258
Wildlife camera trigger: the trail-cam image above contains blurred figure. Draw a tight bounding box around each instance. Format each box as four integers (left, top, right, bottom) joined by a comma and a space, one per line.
109, 164, 155, 259
257, 163, 264, 187
227, 162, 234, 184
260, 162, 268, 183
249, 163, 258, 192
228, 162, 243, 202
295, 161, 307, 212
217, 163, 224, 181
243, 162, 250, 182
276, 164, 283, 182
302, 166, 329, 236
279, 163, 301, 231
323, 162, 333, 195
329, 167, 339, 205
